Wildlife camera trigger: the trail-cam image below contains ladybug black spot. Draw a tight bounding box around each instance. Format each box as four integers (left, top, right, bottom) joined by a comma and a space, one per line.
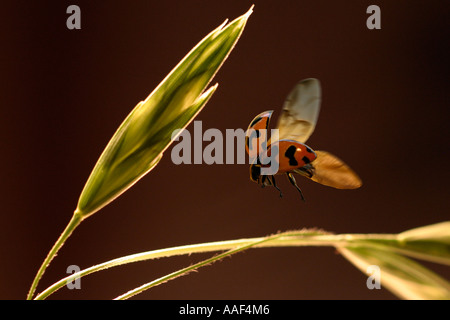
284, 145, 298, 166
302, 156, 311, 164
246, 130, 260, 152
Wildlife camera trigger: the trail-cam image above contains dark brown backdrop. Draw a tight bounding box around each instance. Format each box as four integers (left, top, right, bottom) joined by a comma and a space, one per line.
1, 1, 448, 300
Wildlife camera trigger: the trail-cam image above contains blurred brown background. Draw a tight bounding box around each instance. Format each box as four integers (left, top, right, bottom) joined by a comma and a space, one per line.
0, 1, 448, 300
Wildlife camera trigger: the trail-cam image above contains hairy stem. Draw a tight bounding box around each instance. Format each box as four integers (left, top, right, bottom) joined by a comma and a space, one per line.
27, 213, 83, 300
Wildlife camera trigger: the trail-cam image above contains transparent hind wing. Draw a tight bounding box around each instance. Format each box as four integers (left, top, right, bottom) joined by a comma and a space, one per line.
295, 150, 362, 189
276, 78, 321, 143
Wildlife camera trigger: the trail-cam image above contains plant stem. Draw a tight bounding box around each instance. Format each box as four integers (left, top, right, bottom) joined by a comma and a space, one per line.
34, 230, 398, 300
114, 233, 281, 300
27, 213, 83, 300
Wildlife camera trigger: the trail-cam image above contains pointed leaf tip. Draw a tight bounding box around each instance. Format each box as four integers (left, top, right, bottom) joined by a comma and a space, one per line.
75, 10, 250, 218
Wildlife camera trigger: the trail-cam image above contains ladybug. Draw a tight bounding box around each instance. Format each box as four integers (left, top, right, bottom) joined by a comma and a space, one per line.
245, 78, 362, 200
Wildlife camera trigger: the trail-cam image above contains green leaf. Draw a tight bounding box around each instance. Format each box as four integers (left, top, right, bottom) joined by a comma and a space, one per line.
395, 221, 450, 265
339, 246, 450, 300
341, 222, 450, 266
74, 8, 253, 219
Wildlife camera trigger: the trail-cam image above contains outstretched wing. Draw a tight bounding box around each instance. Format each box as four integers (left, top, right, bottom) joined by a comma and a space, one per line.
294, 150, 362, 189
276, 78, 321, 143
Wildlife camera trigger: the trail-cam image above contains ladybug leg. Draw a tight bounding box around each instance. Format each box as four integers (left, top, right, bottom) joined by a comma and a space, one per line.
259, 175, 282, 197
270, 176, 283, 198
294, 164, 314, 179
259, 175, 267, 188
286, 172, 305, 201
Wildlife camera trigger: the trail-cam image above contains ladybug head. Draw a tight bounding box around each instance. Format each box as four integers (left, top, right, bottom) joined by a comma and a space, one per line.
249, 163, 261, 183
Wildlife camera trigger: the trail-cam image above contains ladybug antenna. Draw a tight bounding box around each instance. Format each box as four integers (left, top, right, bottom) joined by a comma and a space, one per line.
286, 173, 306, 201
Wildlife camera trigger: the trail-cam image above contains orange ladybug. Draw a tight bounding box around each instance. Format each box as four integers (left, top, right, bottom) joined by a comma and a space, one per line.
246, 78, 362, 200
